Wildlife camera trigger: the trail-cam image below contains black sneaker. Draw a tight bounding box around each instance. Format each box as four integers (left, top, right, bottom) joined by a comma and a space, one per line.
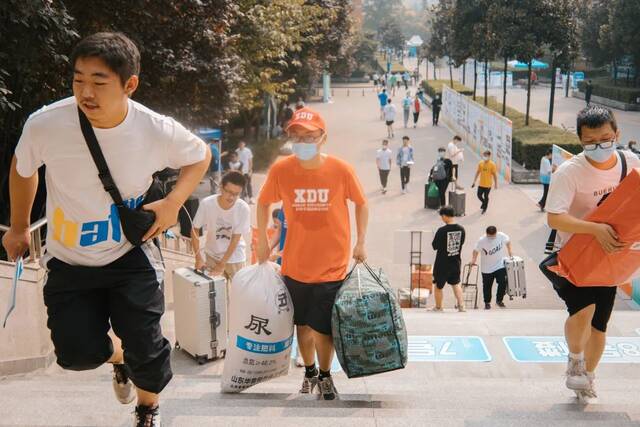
134, 405, 161, 427
317, 376, 339, 400
484, 303, 491, 310
497, 301, 506, 308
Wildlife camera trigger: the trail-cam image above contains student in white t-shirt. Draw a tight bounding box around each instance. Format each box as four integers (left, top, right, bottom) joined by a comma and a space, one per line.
191, 171, 251, 280
471, 226, 513, 310
383, 99, 397, 138
543, 106, 640, 403
376, 139, 393, 194
1, 33, 210, 426
236, 141, 254, 203
446, 135, 464, 189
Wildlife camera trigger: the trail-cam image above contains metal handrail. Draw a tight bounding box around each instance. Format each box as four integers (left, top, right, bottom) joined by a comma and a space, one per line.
0, 219, 48, 263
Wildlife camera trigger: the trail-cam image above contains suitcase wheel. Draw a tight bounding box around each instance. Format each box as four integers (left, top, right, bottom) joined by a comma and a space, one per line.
196, 355, 208, 365
175, 342, 181, 350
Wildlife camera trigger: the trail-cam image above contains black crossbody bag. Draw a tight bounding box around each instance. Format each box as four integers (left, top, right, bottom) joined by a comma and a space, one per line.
539, 151, 627, 289
78, 108, 164, 246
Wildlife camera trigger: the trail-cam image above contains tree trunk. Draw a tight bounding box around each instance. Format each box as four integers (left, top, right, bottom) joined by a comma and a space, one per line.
502, 56, 508, 116
565, 68, 571, 97
483, 60, 488, 106
433, 60, 437, 80
525, 60, 532, 126
549, 59, 557, 125
462, 62, 466, 86
449, 61, 454, 87
425, 60, 429, 82
473, 59, 477, 101
613, 59, 618, 86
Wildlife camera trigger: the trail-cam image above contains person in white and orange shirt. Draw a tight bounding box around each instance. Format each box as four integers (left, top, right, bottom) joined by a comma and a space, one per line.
256, 107, 369, 401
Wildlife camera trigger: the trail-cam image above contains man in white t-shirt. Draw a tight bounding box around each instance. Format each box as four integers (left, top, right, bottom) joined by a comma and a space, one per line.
471, 226, 513, 310
542, 106, 640, 403
191, 171, 251, 280
376, 139, 393, 194
446, 135, 464, 189
383, 99, 397, 139
1, 33, 210, 426
236, 141, 254, 203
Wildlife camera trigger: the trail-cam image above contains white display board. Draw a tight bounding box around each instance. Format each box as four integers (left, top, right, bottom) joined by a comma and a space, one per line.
441, 85, 513, 183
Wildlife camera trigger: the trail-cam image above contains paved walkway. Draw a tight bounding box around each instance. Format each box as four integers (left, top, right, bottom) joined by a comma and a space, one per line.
1, 83, 639, 427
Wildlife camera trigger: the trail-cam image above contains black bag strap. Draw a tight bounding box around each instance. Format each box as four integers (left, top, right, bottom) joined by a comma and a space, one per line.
77, 108, 125, 206
619, 150, 628, 182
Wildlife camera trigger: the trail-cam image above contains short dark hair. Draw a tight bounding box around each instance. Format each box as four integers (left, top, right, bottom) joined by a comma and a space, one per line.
483, 150, 491, 156
576, 106, 618, 139
71, 32, 140, 86
439, 206, 454, 217
221, 170, 246, 188
486, 226, 497, 235
438, 146, 446, 152
402, 136, 410, 141
546, 148, 552, 156
382, 139, 389, 144
453, 135, 462, 141
387, 99, 392, 104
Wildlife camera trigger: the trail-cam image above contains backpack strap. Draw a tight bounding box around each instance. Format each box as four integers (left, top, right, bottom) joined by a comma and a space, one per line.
619, 150, 628, 182
77, 108, 125, 206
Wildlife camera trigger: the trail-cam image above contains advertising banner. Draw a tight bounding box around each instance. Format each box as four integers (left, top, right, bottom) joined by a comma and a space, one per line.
441, 85, 513, 182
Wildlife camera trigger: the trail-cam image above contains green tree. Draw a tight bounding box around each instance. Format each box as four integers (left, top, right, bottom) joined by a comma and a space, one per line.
0, 0, 78, 227
608, 0, 640, 86
64, 0, 242, 128
487, 0, 521, 115
468, 0, 497, 105
378, 17, 405, 54
363, 0, 403, 33
543, 0, 579, 124
428, 0, 456, 87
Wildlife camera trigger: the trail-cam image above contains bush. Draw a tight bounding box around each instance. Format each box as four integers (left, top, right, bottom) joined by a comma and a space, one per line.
421, 80, 473, 98
474, 97, 582, 169
577, 78, 640, 104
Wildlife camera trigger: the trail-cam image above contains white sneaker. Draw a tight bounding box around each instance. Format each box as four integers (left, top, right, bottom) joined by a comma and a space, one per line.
300, 374, 319, 394
295, 354, 305, 367
575, 373, 598, 404
565, 356, 590, 391
317, 376, 339, 400
113, 364, 136, 404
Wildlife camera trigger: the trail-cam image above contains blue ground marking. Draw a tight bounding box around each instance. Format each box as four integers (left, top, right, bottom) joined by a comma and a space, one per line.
407, 336, 492, 362
504, 336, 640, 363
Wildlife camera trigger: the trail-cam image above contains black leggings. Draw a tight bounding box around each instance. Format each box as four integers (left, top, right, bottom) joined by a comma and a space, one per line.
477, 186, 491, 210
379, 169, 390, 188
435, 179, 449, 207
400, 166, 411, 190
413, 112, 420, 124
482, 268, 507, 304
539, 183, 549, 208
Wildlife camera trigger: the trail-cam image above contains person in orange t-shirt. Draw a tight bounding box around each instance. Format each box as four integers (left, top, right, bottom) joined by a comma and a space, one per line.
257, 107, 369, 401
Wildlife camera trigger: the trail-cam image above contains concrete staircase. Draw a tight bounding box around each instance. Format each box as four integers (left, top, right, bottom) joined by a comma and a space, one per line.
1, 310, 639, 426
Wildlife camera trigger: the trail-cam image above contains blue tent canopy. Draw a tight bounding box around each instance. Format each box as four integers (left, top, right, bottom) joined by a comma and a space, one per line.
507, 59, 549, 70
197, 128, 222, 141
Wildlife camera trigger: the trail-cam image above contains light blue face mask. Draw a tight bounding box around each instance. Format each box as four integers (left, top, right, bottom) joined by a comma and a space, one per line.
292, 142, 318, 161
584, 142, 617, 163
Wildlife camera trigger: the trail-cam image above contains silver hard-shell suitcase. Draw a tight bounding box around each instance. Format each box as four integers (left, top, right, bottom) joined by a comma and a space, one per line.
504, 256, 527, 299
173, 267, 227, 364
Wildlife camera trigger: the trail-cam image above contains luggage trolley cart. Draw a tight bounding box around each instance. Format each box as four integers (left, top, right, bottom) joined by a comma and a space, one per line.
409, 230, 427, 308
461, 263, 479, 309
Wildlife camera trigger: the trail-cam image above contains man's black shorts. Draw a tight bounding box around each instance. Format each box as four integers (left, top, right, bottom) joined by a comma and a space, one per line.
433, 266, 462, 289
386, 120, 394, 126
283, 276, 343, 336
43, 242, 172, 394
541, 254, 616, 333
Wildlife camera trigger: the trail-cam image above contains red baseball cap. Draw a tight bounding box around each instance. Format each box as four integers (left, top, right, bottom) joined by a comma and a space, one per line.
285, 107, 326, 133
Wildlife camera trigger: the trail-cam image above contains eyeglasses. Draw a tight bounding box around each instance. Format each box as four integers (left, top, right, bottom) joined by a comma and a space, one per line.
221, 187, 241, 198
288, 134, 323, 144
583, 140, 615, 151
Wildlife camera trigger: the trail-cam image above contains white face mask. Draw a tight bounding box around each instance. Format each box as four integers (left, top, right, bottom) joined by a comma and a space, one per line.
483, 155, 490, 161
